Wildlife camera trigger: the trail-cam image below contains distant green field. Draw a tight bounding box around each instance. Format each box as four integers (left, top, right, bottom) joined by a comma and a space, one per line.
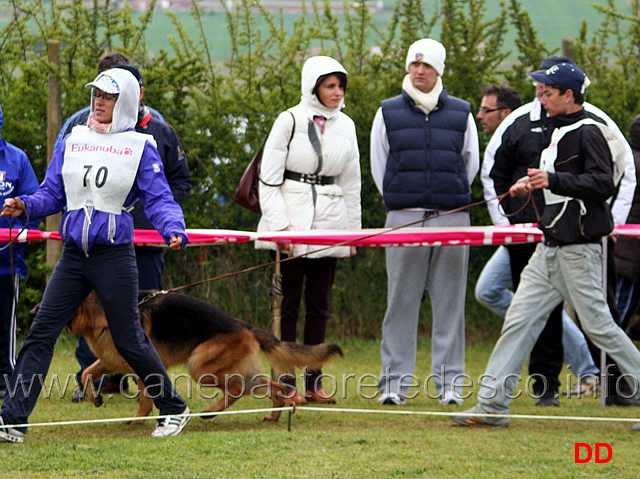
134, 0, 635, 60
0, 0, 635, 60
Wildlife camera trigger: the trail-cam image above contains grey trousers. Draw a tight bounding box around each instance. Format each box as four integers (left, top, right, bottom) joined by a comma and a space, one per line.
378, 210, 469, 398
478, 243, 640, 414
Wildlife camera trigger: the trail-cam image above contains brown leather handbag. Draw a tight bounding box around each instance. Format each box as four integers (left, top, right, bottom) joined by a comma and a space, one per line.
233, 138, 267, 213
234, 112, 295, 214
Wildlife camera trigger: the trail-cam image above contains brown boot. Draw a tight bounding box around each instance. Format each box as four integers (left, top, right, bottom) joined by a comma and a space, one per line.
305, 388, 337, 404
279, 374, 307, 405
304, 370, 337, 404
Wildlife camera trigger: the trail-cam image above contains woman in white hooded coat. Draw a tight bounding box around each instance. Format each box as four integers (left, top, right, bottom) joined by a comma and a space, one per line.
257, 56, 361, 403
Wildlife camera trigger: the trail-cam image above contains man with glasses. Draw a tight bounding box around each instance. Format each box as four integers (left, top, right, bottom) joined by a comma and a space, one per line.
476, 85, 521, 136
474, 86, 520, 320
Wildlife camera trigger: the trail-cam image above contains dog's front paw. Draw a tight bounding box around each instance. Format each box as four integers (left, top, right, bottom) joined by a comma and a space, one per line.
92, 394, 103, 407
200, 409, 219, 420
124, 418, 144, 425
263, 411, 281, 422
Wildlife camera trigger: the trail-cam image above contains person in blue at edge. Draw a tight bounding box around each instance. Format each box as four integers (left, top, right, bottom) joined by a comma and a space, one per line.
0, 103, 40, 400
0, 68, 190, 442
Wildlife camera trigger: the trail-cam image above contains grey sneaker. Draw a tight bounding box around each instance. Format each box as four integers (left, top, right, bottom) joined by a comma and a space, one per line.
0, 415, 25, 443
151, 407, 190, 438
440, 391, 464, 406
450, 405, 510, 428
378, 392, 406, 406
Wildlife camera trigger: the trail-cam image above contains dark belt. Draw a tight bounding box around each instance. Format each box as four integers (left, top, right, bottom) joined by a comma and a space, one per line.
543, 237, 600, 247
284, 170, 335, 185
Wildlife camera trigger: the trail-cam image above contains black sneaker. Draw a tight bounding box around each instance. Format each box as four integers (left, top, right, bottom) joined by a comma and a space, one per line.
535, 393, 560, 407
0, 415, 24, 443
71, 386, 87, 403
605, 395, 640, 406
377, 393, 406, 405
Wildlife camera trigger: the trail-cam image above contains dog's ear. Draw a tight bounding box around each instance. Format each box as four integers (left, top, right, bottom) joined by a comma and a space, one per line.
29, 302, 40, 317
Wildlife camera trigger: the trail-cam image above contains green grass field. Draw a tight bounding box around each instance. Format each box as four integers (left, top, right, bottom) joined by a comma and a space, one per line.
1, 334, 639, 478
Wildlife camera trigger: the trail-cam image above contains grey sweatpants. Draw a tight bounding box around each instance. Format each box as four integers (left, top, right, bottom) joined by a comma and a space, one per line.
378, 210, 469, 399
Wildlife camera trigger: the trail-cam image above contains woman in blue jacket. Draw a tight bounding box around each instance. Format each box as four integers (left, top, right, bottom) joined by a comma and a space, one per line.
0, 68, 190, 442
0, 103, 40, 400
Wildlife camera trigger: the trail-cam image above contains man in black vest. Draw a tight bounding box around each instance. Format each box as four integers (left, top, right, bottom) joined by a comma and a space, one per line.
370, 38, 479, 407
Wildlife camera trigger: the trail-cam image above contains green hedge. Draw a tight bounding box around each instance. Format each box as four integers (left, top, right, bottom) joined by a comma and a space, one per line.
2, 0, 640, 339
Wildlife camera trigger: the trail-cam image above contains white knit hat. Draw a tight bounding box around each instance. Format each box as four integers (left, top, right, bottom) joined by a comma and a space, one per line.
405, 38, 446, 76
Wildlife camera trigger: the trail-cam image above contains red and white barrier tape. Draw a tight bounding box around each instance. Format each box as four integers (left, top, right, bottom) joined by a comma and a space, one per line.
3, 224, 640, 248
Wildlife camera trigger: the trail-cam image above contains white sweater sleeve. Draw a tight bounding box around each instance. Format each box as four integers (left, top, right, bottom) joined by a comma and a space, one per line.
370, 107, 389, 197
482, 121, 511, 226
462, 113, 480, 187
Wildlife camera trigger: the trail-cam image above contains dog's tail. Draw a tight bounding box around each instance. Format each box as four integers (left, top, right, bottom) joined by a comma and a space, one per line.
251, 328, 343, 376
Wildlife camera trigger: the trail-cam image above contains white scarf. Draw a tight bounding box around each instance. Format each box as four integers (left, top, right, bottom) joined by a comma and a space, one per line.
402, 74, 443, 115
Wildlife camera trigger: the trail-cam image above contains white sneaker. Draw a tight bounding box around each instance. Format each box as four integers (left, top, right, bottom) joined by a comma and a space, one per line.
440, 391, 464, 406
378, 392, 406, 405
0, 415, 25, 443
151, 407, 191, 438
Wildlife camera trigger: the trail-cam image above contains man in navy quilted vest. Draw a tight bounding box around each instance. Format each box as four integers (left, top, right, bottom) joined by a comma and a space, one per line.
370, 38, 479, 406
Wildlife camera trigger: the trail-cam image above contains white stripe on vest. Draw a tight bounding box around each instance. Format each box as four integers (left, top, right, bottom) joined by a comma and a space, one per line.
539, 118, 626, 228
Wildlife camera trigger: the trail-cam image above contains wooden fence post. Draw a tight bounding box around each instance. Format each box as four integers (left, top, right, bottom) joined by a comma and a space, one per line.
562, 38, 575, 60
46, 40, 62, 268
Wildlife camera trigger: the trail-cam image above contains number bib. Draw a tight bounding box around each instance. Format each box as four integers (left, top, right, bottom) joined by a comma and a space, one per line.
62, 126, 154, 214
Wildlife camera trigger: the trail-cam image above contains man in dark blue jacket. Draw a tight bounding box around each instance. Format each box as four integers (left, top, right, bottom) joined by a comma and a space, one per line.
0, 104, 40, 399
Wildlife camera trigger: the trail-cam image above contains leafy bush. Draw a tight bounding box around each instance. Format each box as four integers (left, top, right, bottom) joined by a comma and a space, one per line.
1, 0, 638, 339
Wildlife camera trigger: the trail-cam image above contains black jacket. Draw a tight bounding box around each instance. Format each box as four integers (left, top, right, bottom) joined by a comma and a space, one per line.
538, 109, 615, 245
490, 103, 615, 226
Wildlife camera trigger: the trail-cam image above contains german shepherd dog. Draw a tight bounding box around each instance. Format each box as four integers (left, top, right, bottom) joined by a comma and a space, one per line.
66, 291, 343, 422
